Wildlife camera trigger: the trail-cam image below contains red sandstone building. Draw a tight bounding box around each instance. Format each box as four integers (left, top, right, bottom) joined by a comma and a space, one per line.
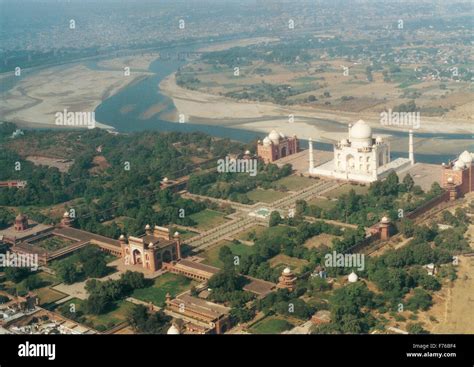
441, 150, 474, 200
277, 267, 297, 292
257, 130, 299, 163
120, 225, 182, 272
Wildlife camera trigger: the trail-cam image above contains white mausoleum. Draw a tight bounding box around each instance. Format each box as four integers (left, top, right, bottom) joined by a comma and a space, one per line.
308, 120, 413, 183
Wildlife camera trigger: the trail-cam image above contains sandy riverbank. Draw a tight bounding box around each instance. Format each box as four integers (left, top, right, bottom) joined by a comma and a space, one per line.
0, 55, 157, 130
159, 72, 474, 136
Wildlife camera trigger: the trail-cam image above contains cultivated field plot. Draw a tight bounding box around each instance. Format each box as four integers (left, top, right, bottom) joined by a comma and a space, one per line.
304, 233, 340, 249
268, 254, 309, 273
249, 316, 294, 334
202, 240, 256, 268
246, 189, 287, 203
130, 273, 196, 306
188, 209, 229, 231
35, 287, 68, 306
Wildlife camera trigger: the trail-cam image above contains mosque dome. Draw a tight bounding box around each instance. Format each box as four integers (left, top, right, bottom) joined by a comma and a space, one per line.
283, 267, 292, 275
350, 120, 372, 140
145, 224, 151, 230
381, 216, 390, 224
375, 136, 383, 143
167, 325, 180, 335
119, 234, 125, 240
263, 137, 271, 146
245, 150, 251, 155
459, 151, 472, 164
348, 272, 358, 283
269, 130, 280, 144
174, 231, 180, 237
63, 211, 70, 218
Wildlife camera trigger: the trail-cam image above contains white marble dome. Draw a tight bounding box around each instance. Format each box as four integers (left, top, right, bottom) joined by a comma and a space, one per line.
63, 211, 70, 218
459, 150, 472, 164
263, 136, 271, 146
167, 325, 180, 335
381, 216, 390, 224
454, 160, 465, 170
269, 130, 280, 144
283, 267, 291, 275
350, 120, 372, 140
348, 272, 358, 283
375, 136, 383, 143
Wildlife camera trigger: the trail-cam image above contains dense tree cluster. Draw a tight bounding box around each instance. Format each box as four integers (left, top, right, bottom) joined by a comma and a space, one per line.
188, 163, 293, 204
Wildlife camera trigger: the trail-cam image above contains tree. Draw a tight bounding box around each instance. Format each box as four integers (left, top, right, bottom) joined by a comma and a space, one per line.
402, 174, 415, 192
406, 288, 432, 311
398, 218, 415, 238
57, 262, 80, 284
84, 293, 110, 315
407, 322, 429, 334
82, 256, 108, 278
4, 267, 31, 283
269, 211, 282, 227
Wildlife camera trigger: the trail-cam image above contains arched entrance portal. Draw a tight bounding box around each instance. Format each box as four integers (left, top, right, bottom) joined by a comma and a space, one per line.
346, 154, 355, 172
132, 249, 142, 265
281, 146, 287, 158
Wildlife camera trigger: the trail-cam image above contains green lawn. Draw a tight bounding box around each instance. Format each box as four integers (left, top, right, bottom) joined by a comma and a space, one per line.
189, 209, 228, 231
131, 273, 196, 306
273, 175, 313, 191
202, 240, 256, 268
247, 189, 287, 203
36, 287, 68, 306
324, 184, 369, 199
307, 197, 337, 210
236, 225, 266, 242
268, 254, 309, 273
58, 298, 135, 331
249, 316, 294, 334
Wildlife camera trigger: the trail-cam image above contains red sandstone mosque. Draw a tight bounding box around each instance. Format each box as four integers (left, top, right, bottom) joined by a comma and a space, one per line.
441, 150, 474, 200
257, 130, 299, 163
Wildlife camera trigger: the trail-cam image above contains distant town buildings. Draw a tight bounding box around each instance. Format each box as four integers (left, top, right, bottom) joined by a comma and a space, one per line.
257, 130, 299, 163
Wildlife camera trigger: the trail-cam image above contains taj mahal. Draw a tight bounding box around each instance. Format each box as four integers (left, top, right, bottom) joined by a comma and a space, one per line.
308, 120, 414, 183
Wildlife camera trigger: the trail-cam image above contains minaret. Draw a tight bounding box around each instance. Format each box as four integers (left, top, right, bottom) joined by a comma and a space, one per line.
408, 129, 414, 165
308, 137, 314, 172
348, 123, 352, 140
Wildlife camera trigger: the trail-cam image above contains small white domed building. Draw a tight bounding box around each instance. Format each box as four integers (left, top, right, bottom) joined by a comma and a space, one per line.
257, 129, 299, 163
167, 324, 180, 335
348, 272, 359, 283
308, 120, 414, 183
